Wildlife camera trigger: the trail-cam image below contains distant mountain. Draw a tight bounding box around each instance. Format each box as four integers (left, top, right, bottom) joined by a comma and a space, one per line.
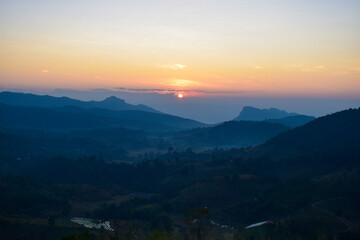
0, 91, 160, 113
0, 103, 205, 131
170, 120, 290, 149
234, 106, 298, 121
265, 115, 316, 128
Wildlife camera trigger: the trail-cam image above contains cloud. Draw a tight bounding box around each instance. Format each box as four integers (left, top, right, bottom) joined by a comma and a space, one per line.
158, 63, 187, 70
115, 87, 203, 97
164, 79, 202, 87
284, 64, 326, 72
113, 87, 251, 97
301, 65, 326, 72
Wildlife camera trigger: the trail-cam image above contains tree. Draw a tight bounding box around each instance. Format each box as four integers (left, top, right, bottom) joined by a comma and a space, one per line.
185, 208, 211, 240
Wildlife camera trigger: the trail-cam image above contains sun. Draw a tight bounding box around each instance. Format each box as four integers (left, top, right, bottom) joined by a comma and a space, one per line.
177, 93, 183, 98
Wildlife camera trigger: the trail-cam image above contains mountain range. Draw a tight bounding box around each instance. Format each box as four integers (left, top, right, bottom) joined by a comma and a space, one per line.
0, 103, 205, 132
0, 91, 160, 113
0, 91, 319, 152
0, 91, 359, 239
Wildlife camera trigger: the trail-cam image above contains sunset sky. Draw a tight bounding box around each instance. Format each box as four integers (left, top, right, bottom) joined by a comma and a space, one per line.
1, 0, 359, 99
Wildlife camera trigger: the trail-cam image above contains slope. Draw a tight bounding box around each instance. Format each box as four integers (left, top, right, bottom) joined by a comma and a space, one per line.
0, 91, 160, 113
170, 121, 290, 149
0, 103, 205, 131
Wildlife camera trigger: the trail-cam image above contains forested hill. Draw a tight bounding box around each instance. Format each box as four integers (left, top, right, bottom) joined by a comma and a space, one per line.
244, 108, 360, 176
0, 103, 206, 131
171, 120, 290, 149
266, 108, 360, 149
265, 115, 315, 128
0, 91, 160, 113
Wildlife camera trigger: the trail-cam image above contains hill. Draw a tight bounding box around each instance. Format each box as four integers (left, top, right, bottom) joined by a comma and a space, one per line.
0, 103, 205, 132
0, 91, 160, 113
170, 121, 290, 149
265, 108, 360, 150
234, 106, 299, 121
1, 108, 360, 239
243, 108, 360, 177
265, 115, 316, 128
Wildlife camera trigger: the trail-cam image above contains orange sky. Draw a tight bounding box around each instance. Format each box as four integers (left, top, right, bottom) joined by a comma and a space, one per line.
0, 0, 359, 98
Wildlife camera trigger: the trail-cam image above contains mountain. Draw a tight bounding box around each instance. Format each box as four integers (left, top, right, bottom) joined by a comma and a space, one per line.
0, 91, 160, 113
265, 115, 316, 128
246, 108, 360, 174
1, 107, 360, 239
0, 103, 205, 131
265, 108, 360, 150
234, 106, 299, 121
169, 108, 360, 230
170, 120, 290, 149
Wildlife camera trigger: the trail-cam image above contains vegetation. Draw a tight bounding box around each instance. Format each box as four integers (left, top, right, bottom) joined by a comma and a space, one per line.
0, 92, 359, 239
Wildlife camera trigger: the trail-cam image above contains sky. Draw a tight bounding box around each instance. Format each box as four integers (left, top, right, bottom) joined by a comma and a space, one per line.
0, 0, 360, 122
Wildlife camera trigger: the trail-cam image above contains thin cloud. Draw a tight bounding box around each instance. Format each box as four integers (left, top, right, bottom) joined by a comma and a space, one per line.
113, 87, 251, 97
42, 70, 49, 73
164, 79, 202, 87
158, 64, 187, 70
302, 65, 326, 72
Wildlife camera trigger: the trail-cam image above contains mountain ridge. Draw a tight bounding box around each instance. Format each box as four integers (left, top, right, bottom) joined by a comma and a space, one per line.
0, 91, 160, 113
170, 120, 290, 149
0, 103, 205, 132
234, 106, 299, 121
265, 115, 316, 128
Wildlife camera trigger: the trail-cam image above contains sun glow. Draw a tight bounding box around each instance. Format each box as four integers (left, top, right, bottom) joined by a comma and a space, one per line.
0, 1, 359, 97
178, 93, 183, 98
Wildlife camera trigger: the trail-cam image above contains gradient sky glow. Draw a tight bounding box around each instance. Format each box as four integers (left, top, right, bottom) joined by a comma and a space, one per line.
1, 0, 360, 98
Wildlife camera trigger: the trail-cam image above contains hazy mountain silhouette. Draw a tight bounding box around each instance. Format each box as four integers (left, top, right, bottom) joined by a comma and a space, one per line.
0, 91, 160, 113
0, 103, 205, 131
265, 115, 316, 128
171, 120, 290, 149
234, 106, 299, 121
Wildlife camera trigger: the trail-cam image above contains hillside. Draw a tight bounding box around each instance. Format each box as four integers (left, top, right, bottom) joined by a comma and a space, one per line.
265, 115, 316, 128
0, 108, 359, 239
0, 91, 160, 113
170, 121, 290, 149
266, 108, 360, 148
0, 103, 205, 131
242, 108, 360, 178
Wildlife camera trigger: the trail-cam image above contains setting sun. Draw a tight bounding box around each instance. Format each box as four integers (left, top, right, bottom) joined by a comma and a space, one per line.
0, 1, 359, 238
